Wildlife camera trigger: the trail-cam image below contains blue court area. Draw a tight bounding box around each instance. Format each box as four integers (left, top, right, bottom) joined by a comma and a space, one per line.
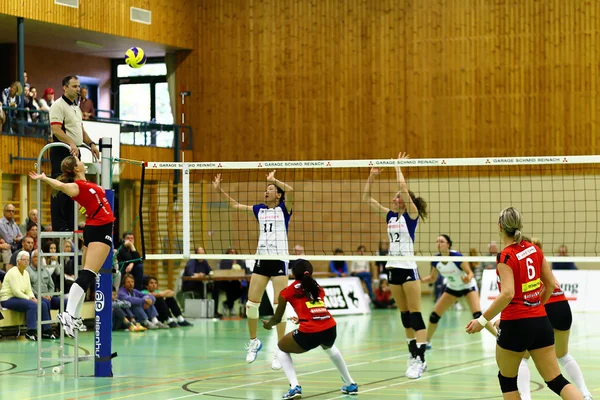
0, 302, 598, 399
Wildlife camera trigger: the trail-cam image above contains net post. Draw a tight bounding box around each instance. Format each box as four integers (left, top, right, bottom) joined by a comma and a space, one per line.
183, 163, 190, 259
95, 137, 113, 377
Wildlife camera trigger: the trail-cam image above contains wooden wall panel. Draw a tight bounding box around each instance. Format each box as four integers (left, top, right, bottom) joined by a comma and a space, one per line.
0, 0, 196, 49
178, 0, 599, 162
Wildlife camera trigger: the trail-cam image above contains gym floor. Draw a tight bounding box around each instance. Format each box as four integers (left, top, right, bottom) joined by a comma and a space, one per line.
0, 302, 598, 399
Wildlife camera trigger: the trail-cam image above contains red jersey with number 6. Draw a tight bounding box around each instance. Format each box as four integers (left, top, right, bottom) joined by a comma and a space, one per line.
280, 280, 336, 333
72, 180, 115, 226
496, 241, 547, 320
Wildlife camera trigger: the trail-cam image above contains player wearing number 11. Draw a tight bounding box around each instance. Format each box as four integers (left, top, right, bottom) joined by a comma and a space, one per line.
363, 151, 429, 379
213, 170, 294, 370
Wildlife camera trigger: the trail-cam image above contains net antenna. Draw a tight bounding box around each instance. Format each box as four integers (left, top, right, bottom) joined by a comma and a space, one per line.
140, 156, 600, 267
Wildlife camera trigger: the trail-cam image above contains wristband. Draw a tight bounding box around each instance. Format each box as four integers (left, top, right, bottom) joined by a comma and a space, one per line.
477, 315, 488, 326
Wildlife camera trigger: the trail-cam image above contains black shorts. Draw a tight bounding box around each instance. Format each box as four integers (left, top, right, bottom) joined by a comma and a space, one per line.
253, 260, 288, 277
386, 268, 420, 285
497, 316, 555, 353
292, 325, 337, 351
545, 301, 572, 331
83, 222, 114, 247
445, 286, 477, 298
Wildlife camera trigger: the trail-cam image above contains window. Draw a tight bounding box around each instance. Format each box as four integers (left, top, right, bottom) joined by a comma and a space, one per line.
112, 59, 174, 147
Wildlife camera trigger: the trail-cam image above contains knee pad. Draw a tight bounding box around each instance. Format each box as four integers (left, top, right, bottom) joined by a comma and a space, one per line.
497, 372, 518, 393
75, 269, 97, 291
545, 374, 570, 396
429, 311, 441, 324
472, 311, 482, 319
400, 311, 411, 329
410, 312, 426, 331
245, 300, 260, 319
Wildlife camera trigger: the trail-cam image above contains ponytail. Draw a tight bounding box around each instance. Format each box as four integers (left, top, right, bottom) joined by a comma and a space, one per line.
52, 155, 78, 197
293, 259, 321, 303
409, 191, 428, 220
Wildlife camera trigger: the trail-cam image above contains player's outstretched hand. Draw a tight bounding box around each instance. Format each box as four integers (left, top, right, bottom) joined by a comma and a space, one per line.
29, 171, 46, 180
369, 167, 383, 176
212, 174, 222, 190
262, 319, 274, 330
288, 316, 300, 325
266, 170, 276, 182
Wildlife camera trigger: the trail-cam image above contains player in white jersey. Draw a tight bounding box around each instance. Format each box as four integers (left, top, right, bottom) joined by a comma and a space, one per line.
364, 152, 429, 379
422, 234, 497, 348
214, 170, 294, 370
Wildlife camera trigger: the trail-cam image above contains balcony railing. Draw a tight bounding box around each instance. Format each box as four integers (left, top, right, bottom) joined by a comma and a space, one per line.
1, 106, 192, 149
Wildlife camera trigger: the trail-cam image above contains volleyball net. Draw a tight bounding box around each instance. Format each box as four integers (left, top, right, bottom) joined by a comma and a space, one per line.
139, 156, 600, 266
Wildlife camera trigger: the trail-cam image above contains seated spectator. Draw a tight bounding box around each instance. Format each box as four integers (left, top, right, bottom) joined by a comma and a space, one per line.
111, 287, 145, 331
552, 244, 577, 270
142, 276, 192, 327
28, 87, 41, 122
469, 247, 484, 290
117, 273, 163, 329
216, 248, 249, 317
182, 247, 212, 297
0, 251, 54, 340
27, 250, 67, 311
116, 232, 144, 290
79, 86, 95, 120
40, 240, 61, 287
19, 209, 38, 235
350, 245, 374, 299
480, 241, 499, 270
7, 235, 34, 270
1, 204, 24, 265
25, 224, 38, 250
329, 248, 348, 277
373, 279, 395, 309
38, 88, 54, 112
289, 244, 306, 271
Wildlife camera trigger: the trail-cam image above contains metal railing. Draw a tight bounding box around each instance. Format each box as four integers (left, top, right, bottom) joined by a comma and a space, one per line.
2, 105, 192, 149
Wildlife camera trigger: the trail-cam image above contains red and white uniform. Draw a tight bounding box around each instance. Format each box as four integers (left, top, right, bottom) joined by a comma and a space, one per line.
72, 180, 115, 226
280, 280, 336, 333
497, 241, 547, 320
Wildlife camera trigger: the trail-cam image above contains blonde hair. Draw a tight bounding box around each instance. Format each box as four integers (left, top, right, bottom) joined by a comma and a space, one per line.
531, 237, 542, 249
498, 207, 525, 244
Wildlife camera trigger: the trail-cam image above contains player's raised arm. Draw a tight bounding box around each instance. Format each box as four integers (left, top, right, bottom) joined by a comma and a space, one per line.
363, 167, 390, 216
213, 174, 253, 213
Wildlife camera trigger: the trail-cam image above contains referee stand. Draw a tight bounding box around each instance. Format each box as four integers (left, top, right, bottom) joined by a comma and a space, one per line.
34, 140, 114, 377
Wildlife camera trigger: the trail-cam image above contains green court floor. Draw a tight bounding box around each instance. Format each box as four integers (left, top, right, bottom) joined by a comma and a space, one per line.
0, 302, 598, 400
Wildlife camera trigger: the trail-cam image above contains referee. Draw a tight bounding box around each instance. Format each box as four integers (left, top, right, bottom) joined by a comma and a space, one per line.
49, 75, 100, 231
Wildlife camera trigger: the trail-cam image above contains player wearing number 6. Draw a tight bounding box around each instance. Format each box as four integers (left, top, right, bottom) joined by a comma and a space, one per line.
465, 207, 582, 400
213, 170, 294, 370
363, 152, 429, 379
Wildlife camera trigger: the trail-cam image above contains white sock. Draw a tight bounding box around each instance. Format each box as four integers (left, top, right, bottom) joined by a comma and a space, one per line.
152, 317, 159, 324
559, 353, 591, 396
177, 315, 185, 323
518, 358, 531, 400
66, 283, 85, 317
167, 317, 175, 323
324, 346, 354, 384
277, 351, 299, 388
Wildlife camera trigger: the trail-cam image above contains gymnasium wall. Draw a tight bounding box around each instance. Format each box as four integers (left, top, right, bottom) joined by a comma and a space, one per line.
176, 0, 600, 162
0, 0, 196, 48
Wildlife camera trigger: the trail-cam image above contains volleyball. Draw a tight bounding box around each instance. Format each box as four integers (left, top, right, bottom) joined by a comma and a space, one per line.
124, 47, 147, 68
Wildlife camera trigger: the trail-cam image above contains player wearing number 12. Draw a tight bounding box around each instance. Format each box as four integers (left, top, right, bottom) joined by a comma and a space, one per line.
363, 152, 429, 380
465, 207, 582, 400
213, 170, 294, 370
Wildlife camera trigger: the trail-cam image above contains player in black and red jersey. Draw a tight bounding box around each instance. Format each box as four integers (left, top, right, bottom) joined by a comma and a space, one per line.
466, 207, 582, 400
30, 155, 115, 338
263, 260, 358, 399
513, 238, 592, 400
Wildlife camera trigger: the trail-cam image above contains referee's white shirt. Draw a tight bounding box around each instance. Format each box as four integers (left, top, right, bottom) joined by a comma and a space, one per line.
49, 95, 83, 146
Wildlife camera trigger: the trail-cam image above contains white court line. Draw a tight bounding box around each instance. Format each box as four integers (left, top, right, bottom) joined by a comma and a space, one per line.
166, 340, 483, 400
324, 361, 498, 400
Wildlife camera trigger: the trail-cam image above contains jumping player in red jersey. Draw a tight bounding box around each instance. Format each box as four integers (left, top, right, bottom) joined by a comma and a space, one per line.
513, 238, 592, 400
262, 260, 358, 399
30, 155, 115, 338
466, 207, 582, 400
